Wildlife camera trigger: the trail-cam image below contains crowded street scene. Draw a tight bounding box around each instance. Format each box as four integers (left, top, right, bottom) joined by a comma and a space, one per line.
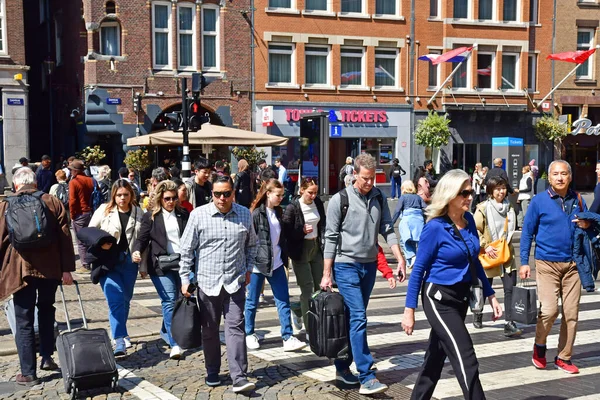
1, 0, 600, 399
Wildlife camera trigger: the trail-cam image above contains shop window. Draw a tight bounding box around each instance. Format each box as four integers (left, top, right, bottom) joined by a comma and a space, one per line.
453, 0, 470, 19
501, 53, 519, 90
106, 1, 116, 14
428, 50, 441, 88
375, 49, 397, 87
305, 0, 327, 11
269, 44, 294, 84
341, 0, 364, 13
269, 0, 291, 7
340, 47, 365, 87
527, 54, 537, 91
375, 0, 399, 16
479, 0, 494, 20
529, 0, 538, 23
430, 0, 440, 17
503, 0, 518, 22
562, 106, 581, 124
152, 2, 172, 69
202, 5, 220, 70
576, 29, 594, 80
178, 4, 195, 70
476, 53, 493, 89
305, 45, 330, 85
100, 21, 121, 56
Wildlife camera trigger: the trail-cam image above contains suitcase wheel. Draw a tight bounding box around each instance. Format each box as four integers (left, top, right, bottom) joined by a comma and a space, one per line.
112, 376, 118, 391
70, 383, 78, 400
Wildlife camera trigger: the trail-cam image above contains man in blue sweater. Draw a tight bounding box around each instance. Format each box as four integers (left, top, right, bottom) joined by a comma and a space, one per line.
520, 160, 585, 375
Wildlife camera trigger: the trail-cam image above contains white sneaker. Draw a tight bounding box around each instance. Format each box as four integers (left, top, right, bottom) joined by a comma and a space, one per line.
169, 345, 183, 360
246, 334, 261, 350
283, 336, 308, 352
124, 337, 132, 349
259, 294, 266, 303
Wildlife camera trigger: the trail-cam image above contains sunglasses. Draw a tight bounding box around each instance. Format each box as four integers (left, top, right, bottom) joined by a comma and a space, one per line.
459, 189, 475, 198
163, 196, 178, 202
213, 191, 232, 198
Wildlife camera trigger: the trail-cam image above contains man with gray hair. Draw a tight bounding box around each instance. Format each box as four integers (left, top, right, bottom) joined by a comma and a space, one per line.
321, 153, 406, 395
520, 160, 585, 374
485, 157, 514, 194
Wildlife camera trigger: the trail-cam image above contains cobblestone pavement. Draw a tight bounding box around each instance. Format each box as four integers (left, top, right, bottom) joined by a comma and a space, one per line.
1, 225, 600, 399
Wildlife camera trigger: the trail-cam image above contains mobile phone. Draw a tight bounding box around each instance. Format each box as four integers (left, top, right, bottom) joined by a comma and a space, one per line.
187, 283, 197, 294
397, 271, 404, 280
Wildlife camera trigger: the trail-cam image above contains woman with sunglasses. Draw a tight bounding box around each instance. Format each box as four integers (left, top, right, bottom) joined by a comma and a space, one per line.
473, 176, 521, 336
89, 179, 145, 357
244, 179, 307, 352
133, 180, 189, 359
402, 169, 502, 400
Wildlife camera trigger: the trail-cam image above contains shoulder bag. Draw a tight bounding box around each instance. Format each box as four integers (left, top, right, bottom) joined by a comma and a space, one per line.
478, 216, 510, 269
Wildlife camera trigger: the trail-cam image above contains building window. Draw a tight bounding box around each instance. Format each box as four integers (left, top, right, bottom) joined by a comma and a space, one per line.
501, 53, 519, 90
503, 0, 517, 21
527, 54, 537, 91
430, 0, 439, 17
105, 1, 116, 14
375, 49, 397, 87
341, 0, 363, 13
376, 0, 397, 15
100, 21, 121, 56
479, 0, 494, 20
340, 47, 365, 87
453, 0, 470, 19
0, 0, 6, 54
202, 6, 220, 70
305, 45, 329, 85
428, 50, 441, 88
452, 54, 468, 89
529, 0, 538, 23
178, 4, 195, 70
269, 0, 291, 7
576, 29, 594, 80
269, 44, 294, 84
152, 2, 172, 69
476, 53, 493, 89
305, 0, 327, 11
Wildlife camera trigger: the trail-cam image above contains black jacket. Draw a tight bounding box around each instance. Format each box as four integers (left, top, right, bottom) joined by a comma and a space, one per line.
282, 196, 326, 261
76, 227, 119, 284
252, 204, 288, 276
133, 208, 189, 276
234, 170, 253, 208
485, 166, 515, 194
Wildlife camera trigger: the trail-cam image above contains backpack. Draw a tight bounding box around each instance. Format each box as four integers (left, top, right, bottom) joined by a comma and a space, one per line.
338, 187, 384, 223
339, 166, 347, 182
4, 191, 55, 250
55, 182, 69, 209
90, 178, 104, 213
392, 165, 402, 178
307, 289, 349, 360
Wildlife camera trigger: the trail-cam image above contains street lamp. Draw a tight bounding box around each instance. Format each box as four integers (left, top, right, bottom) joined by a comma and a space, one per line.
44, 58, 56, 161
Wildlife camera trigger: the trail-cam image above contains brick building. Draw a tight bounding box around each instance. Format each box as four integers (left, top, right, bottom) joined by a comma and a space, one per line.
553, 0, 600, 190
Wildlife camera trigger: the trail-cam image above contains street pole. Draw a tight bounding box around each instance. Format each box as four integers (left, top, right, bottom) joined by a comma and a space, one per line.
181, 77, 191, 178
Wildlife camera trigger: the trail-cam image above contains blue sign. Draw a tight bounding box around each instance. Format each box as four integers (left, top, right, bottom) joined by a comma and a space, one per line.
7, 98, 24, 106
106, 98, 121, 105
328, 110, 338, 122
330, 125, 342, 138
492, 137, 523, 147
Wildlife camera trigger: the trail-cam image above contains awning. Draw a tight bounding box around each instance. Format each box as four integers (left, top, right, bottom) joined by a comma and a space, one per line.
126, 123, 288, 147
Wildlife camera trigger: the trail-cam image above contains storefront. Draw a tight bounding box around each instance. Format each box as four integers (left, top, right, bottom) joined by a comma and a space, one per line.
254, 102, 412, 194
561, 107, 600, 190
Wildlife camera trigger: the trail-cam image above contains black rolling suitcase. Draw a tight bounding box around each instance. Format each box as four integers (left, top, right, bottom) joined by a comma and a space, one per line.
307, 288, 350, 360
56, 281, 118, 399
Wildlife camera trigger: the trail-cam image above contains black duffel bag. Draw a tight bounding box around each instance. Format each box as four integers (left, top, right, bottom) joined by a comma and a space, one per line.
171, 296, 202, 349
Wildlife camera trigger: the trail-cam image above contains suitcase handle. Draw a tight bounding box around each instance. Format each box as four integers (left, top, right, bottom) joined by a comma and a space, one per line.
59, 280, 88, 332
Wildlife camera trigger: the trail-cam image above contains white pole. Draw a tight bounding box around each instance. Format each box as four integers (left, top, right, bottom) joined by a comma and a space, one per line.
427, 61, 466, 105
535, 63, 582, 107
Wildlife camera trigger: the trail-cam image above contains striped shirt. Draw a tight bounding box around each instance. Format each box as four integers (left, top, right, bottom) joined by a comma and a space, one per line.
179, 202, 257, 296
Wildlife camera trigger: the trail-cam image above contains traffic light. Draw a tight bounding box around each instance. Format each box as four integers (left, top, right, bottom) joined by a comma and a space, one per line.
165, 112, 182, 132
191, 72, 208, 96
188, 98, 201, 132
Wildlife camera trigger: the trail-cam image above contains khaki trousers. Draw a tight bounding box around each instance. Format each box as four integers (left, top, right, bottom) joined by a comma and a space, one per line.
535, 260, 581, 360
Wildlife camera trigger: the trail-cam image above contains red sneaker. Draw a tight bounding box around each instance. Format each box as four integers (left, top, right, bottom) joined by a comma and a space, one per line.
554, 357, 580, 374
532, 345, 547, 369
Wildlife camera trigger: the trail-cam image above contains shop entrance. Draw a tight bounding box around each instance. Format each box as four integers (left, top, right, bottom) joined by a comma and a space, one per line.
564, 134, 598, 190
329, 138, 359, 193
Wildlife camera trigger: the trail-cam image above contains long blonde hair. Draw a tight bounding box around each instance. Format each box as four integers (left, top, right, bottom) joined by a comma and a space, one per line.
151, 180, 183, 219
250, 178, 284, 212
105, 179, 137, 216
425, 169, 470, 222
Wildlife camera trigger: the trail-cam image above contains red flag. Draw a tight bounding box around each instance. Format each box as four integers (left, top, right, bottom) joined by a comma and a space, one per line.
431, 46, 474, 65
547, 48, 596, 64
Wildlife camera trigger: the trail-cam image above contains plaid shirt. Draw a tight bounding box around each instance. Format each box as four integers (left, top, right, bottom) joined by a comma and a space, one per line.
179, 202, 257, 296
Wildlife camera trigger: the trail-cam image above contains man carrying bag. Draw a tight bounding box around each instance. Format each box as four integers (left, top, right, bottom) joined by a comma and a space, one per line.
512, 279, 538, 325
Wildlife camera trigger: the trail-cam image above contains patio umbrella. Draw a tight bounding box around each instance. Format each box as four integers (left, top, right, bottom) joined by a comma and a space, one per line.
126, 123, 288, 147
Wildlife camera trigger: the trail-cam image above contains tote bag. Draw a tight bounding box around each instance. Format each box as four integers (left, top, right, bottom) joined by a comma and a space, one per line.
171, 296, 202, 349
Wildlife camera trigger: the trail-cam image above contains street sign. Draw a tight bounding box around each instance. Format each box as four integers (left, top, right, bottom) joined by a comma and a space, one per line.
7, 98, 23, 106
330, 125, 342, 138
106, 98, 121, 105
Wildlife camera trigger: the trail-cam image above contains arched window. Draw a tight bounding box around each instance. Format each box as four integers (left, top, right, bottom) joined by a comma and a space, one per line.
106, 1, 116, 14
100, 20, 121, 56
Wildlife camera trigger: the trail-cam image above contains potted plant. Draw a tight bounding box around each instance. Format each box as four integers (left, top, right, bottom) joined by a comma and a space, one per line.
231, 146, 268, 170
414, 110, 452, 173
534, 115, 568, 159
124, 148, 152, 188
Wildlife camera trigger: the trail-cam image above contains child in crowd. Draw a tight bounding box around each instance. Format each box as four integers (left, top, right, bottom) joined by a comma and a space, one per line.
573, 211, 600, 292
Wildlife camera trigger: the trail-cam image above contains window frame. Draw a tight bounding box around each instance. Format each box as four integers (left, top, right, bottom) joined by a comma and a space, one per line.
429, 0, 441, 18
177, 3, 196, 71
152, 1, 173, 70
340, 46, 366, 88
502, 0, 521, 22
268, 43, 295, 86
374, 48, 399, 89
478, 0, 496, 21
529, 0, 538, 23
576, 28, 595, 80
268, 0, 295, 9
202, 4, 221, 71
527, 54, 537, 92
452, 0, 472, 20
340, 0, 368, 16
476, 51, 495, 90
304, 44, 331, 87
99, 21, 121, 57
0, 0, 7, 55
501, 52, 520, 91
374, 0, 401, 17
304, 0, 329, 12
427, 49, 442, 89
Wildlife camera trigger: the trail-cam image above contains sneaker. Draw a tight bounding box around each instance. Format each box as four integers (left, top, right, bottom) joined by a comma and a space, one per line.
335, 369, 359, 385
259, 294, 266, 303
124, 336, 132, 348
40, 357, 59, 371
359, 379, 388, 395
283, 336, 307, 352
114, 338, 127, 357
170, 345, 183, 360
245, 334, 260, 350
504, 321, 523, 338
15, 374, 39, 386
532, 344, 547, 369
205, 374, 221, 387
232, 378, 255, 393
75, 265, 91, 274
554, 357, 580, 374
473, 313, 483, 329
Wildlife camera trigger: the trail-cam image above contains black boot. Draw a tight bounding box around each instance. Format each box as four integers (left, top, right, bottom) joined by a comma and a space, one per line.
473, 313, 483, 329
504, 321, 523, 337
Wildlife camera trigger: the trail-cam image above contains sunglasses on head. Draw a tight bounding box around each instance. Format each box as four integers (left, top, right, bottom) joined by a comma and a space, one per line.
163, 196, 178, 202
458, 189, 475, 198
213, 191, 232, 198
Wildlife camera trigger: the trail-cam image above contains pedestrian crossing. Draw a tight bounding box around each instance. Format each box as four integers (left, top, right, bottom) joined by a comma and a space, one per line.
131, 272, 600, 399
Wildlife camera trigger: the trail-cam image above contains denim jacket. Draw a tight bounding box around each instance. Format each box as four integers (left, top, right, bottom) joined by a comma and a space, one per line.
573, 211, 600, 292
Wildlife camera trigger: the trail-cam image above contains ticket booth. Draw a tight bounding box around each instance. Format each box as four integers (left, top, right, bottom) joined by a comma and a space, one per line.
491, 137, 524, 190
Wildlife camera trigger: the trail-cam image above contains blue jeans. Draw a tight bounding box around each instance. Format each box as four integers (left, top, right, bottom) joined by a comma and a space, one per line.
150, 270, 181, 347
100, 253, 139, 340
390, 176, 402, 199
333, 261, 378, 384
244, 266, 293, 340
